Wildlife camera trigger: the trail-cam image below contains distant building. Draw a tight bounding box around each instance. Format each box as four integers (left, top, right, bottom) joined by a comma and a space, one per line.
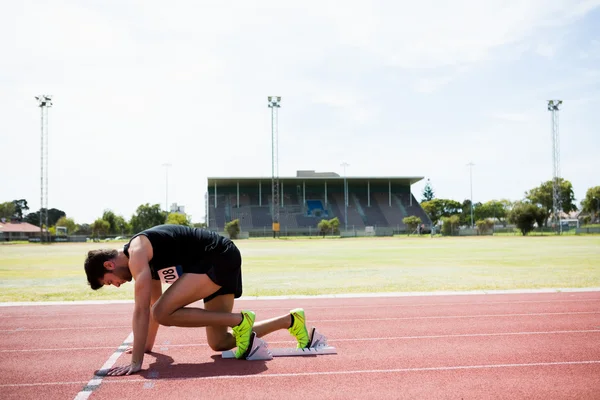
206, 170, 430, 235
0, 221, 46, 241
170, 203, 185, 214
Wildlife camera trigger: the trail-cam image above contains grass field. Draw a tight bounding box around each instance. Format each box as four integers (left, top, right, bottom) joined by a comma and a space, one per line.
0, 236, 598, 302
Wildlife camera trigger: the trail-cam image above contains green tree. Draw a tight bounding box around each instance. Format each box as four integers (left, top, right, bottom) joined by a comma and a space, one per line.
55, 216, 77, 234
317, 219, 331, 237
24, 208, 66, 227
476, 200, 510, 225
130, 203, 166, 233
74, 223, 92, 235
102, 210, 118, 234
225, 219, 241, 239
421, 179, 435, 202
328, 217, 340, 234
166, 213, 192, 226
194, 222, 208, 228
0, 202, 16, 220
101, 210, 129, 235
460, 199, 483, 226
12, 199, 29, 220
114, 215, 130, 235
581, 186, 600, 222
403, 216, 422, 234
508, 202, 545, 236
526, 179, 577, 226
92, 219, 110, 238
421, 199, 462, 226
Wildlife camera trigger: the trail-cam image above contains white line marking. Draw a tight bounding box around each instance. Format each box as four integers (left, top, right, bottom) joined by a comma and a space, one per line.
1, 287, 598, 307
0, 326, 129, 332
1, 381, 89, 388
329, 329, 600, 342
135, 360, 600, 380
3, 329, 598, 354
318, 311, 600, 322
2, 311, 598, 333
72, 332, 133, 400
2, 360, 599, 387
0, 346, 125, 353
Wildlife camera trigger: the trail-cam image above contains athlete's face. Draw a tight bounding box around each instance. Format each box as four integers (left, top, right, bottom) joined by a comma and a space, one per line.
101, 262, 132, 288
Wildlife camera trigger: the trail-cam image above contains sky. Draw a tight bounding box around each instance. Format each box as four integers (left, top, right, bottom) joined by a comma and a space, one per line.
1, 0, 599, 224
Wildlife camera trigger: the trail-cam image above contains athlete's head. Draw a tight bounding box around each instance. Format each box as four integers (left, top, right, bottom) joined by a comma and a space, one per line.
84, 249, 132, 290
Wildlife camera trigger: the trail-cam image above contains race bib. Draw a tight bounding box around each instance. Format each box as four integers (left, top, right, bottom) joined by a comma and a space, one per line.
157, 265, 183, 285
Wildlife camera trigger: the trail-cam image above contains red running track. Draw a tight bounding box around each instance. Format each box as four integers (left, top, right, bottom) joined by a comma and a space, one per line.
0, 291, 599, 399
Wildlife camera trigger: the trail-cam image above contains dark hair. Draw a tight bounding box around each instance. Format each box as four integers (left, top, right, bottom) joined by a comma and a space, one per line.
84, 249, 118, 290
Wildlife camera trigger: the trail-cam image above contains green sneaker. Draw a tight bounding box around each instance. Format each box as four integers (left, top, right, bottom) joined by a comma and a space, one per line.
232, 310, 256, 359
288, 308, 310, 349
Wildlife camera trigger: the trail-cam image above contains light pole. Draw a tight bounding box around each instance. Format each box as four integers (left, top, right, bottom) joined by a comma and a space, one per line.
268, 96, 281, 238
341, 162, 349, 232
467, 162, 474, 228
36, 95, 52, 243
162, 163, 172, 213
548, 100, 563, 234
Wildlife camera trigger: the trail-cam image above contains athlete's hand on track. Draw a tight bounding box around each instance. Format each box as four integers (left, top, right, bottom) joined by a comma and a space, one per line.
106, 362, 142, 376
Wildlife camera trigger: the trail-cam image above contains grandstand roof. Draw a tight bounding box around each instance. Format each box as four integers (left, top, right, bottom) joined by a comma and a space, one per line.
208, 176, 425, 186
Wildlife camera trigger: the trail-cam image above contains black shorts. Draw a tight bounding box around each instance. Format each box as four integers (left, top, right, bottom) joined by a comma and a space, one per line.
203, 242, 243, 303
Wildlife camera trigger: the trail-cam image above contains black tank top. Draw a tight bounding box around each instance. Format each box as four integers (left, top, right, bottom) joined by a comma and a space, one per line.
123, 224, 232, 281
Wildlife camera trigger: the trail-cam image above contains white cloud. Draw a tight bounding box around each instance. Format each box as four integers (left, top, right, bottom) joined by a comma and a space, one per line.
535, 43, 558, 58
580, 40, 600, 59
489, 112, 534, 123
412, 75, 456, 94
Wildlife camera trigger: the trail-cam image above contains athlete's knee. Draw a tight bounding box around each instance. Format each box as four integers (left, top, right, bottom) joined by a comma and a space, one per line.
151, 302, 172, 326
207, 334, 233, 351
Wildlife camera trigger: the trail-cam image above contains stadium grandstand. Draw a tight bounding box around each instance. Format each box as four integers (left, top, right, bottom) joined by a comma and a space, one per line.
206, 170, 432, 236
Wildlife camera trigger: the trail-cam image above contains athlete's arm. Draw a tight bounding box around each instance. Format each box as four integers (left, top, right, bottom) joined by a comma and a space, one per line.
144, 279, 163, 352
107, 235, 153, 376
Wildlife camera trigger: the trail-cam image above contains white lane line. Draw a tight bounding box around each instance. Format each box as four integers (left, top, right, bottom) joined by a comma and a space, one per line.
318, 311, 600, 322
0, 346, 123, 352
4, 329, 599, 354
1, 360, 598, 387
0, 326, 129, 332
2, 311, 598, 333
122, 360, 600, 380
328, 329, 600, 342
1, 287, 598, 307
72, 332, 133, 400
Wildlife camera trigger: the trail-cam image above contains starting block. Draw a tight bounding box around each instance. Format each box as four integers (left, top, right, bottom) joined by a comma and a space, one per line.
221, 327, 337, 361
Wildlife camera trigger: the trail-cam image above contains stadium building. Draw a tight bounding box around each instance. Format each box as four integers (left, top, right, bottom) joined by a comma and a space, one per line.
206, 170, 431, 236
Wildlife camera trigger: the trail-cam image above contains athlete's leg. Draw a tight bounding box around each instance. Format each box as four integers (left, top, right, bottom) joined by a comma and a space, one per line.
203, 294, 236, 351
151, 273, 243, 328
252, 314, 292, 337
253, 309, 310, 348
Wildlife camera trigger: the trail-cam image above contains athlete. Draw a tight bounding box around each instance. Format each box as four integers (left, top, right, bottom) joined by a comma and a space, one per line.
84, 224, 310, 376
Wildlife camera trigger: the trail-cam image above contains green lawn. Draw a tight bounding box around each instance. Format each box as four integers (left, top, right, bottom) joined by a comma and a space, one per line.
0, 236, 598, 302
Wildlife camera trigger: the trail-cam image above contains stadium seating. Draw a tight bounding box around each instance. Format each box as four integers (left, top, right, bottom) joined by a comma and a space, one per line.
207, 184, 431, 235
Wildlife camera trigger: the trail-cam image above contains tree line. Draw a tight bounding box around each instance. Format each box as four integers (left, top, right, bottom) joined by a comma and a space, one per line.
419, 178, 599, 235
1, 178, 598, 238
0, 201, 205, 238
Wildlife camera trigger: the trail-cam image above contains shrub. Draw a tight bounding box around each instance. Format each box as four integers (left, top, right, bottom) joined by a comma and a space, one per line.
476, 219, 494, 235
440, 215, 460, 236
403, 216, 422, 234
225, 219, 241, 239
